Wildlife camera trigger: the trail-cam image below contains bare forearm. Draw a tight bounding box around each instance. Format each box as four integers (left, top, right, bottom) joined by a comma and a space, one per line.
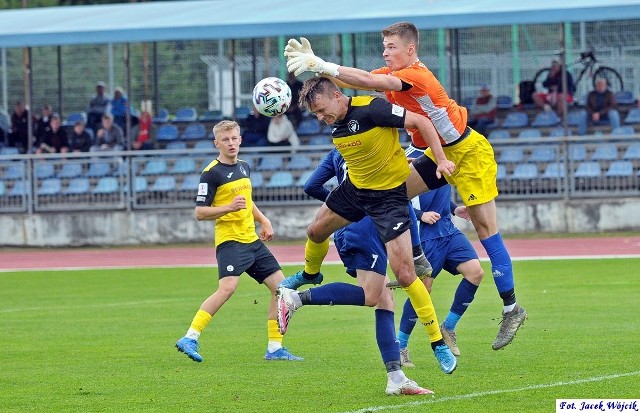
195, 205, 233, 221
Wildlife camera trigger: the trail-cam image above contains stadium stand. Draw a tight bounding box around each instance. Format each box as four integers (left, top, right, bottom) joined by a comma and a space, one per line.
287, 154, 313, 170
166, 141, 187, 150
174, 107, 198, 123
511, 163, 538, 179
63, 177, 91, 195
38, 178, 62, 196
92, 177, 119, 194
153, 108, 170, 124
496, 95, 513, 109
86, 161, 112, 178
568, 144, 587, 162
150, 175, 176, 192
590, 143, 619, 161
156, 124, 179, 143
256, 156, 283, 171
624, 108, 640, 124
611, 126, 635, 136
488, 129, 510, 140
517, 129, 542, 139
501, 111, 528, 128
622, 143, 640, 160
266, 171, 294, 187
34, 163, 55, 179
57, 163, 84, 179
250, 172, 264, 188
531, 111, 560, 127
497, 147, 525, 163
170, 158, 197, 175
615, 91, 636, 106
529, 147, 557, 163
180, 123, 207, 140
141, 159, 168, 176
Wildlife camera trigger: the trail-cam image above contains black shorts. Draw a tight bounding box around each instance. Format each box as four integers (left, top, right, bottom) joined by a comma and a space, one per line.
215, 239, 281, 283
325, 176, 410, 243
411, 155, 449, 191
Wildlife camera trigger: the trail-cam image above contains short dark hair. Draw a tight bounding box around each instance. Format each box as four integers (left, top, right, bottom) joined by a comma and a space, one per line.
381, 22, 419, 48
298, 77, 340, 112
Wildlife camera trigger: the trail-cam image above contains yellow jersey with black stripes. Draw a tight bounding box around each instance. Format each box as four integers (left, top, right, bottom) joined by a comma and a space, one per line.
332, 96, 409, 190
196, 158, 258, 247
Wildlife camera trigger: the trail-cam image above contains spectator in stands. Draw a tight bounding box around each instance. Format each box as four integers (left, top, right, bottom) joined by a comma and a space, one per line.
532, 60, 575, 115
87, 81, 110, 133
68, 120, 93, 152
0, 107, 9, 145
108, 86, 128, 134
91, 113, 124, 151
466, 85, 497, 135
35, 113, 69, 154
576, 78, 621, 136
241, 108, 270, 147
8, 101, 32, 154
267, 114, 300, 151
34, 104, 53, 144
285, 72, 304, 128
132, 109, 154, 150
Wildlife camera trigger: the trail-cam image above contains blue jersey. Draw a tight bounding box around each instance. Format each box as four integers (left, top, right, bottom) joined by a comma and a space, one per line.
411, 185, 478, 278
304, 149, 388, 276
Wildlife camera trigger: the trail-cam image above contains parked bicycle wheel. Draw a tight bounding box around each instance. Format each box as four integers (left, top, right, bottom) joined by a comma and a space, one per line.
532, 67, 551, 95
593, 66, 623, 92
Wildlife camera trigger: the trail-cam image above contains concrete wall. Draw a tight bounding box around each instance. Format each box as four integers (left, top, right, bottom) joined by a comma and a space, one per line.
1, 197, 639, 247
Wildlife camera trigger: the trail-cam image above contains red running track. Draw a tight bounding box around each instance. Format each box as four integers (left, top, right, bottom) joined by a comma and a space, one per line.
1, 237, 639, 271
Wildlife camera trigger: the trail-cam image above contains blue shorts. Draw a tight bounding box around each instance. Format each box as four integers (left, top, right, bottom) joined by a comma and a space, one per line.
333, 216, 388, 278
423, 231, 478, 278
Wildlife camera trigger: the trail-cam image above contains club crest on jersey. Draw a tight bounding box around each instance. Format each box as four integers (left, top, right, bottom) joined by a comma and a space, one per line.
348, 120, 359, 133
198, 183, 207, 195
239, 164, 247, 176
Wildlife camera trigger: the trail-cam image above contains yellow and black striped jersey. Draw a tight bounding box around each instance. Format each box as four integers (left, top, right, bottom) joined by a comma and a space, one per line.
332, 96, 409, 190
196, 158, 257, 247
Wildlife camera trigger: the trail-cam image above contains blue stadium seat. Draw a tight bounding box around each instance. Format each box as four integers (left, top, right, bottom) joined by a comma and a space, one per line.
66, 111, 87, 126
0, 180, 5, 196
567, 110, 584, 126
615, 91, 635, 105
500, 112, 528, 128
235, 107, 252, 119
543, 162, 566, 178
488, 129, 510, 140
590, 143, 618, 161
622, 143, 640, 160
180, 174, 200, 191
2, 162, 24, 180
496, 95, 513, 109
133, 176, 148, 192
141, 159, 168, 176
92, 177, 119, 194
256, 156, 283, 171
605, 160, 633, 177
156, 124, 179, 142
57, 163, 83, 179
287, 155, 313, 170
170, 158, 196, 175
529, 147, 557, 163
497, 147, 524, 163
9, 180, 26, 196
63, 177, 91, 195
296, 119, 322, 135
86, 161, 112, 178
496, 164, 507, 180
153, 108, 170, 123
517, 128, 542, 139
165, 141, 187, 150
180, 123, 207, 140
150, 176, 176, 191
0, 146, 20, 155
611, 126, 635, 136
193, 140, 214, 150
38, 178, 62, 195
531, 111, 560, 127
250, 172, 264, 188
266, 171, 294, 187
548, 127, 572, 137
568, 144, 587, 162
624, 108, 640, 124
296, 170, 314, 186
174, 107, 198, 122
308, 135, 330, 145
511, 163, 538, 179
574, 162, 602, 178
460, 96, 475, 108
34, 163, 55, 179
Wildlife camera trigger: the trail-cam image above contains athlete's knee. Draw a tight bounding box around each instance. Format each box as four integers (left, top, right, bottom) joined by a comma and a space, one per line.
464, 265, 484, 285
306, 224, 328, 244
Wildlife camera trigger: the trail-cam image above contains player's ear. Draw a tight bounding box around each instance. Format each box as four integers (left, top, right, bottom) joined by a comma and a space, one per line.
238, 136, 242, 145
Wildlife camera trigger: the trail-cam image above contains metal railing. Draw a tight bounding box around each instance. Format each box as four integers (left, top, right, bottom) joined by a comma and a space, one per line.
1, 136, 638, 214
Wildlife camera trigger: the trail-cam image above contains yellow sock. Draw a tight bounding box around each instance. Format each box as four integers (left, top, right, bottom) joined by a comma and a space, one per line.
303, 237, 330, 275
190, 309, 213, 333
267, 319, 283, 344
403, 278, 442, 342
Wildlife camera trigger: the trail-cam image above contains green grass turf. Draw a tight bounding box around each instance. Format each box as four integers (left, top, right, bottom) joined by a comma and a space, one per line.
1, 259, 639, 412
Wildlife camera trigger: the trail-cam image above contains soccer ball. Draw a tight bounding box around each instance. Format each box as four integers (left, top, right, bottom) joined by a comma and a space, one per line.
252, 77, 292, 117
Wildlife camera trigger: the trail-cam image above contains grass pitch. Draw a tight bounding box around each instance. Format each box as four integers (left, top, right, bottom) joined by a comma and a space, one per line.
1, 258, 639, 412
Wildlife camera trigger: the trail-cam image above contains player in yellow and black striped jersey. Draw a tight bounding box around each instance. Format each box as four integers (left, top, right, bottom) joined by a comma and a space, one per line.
175, 120, 303, 363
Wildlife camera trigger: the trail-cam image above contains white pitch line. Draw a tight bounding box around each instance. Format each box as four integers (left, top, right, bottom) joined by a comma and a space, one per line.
339, 370, 640, 413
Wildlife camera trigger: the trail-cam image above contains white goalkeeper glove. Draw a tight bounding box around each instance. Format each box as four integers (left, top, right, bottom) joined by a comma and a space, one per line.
284, 37, 314, 58
284, 37, 340, 77
286, 52, 340, 77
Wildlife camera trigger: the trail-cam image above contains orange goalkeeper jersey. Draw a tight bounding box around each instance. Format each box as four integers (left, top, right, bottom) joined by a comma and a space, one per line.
372, 61, 468, 148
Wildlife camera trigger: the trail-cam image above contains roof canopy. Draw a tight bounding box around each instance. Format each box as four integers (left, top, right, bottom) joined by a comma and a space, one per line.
1, 0, 640, 48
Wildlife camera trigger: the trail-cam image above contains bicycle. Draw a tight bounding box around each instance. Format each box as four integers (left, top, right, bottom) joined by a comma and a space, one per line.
532, 49, 623, 97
